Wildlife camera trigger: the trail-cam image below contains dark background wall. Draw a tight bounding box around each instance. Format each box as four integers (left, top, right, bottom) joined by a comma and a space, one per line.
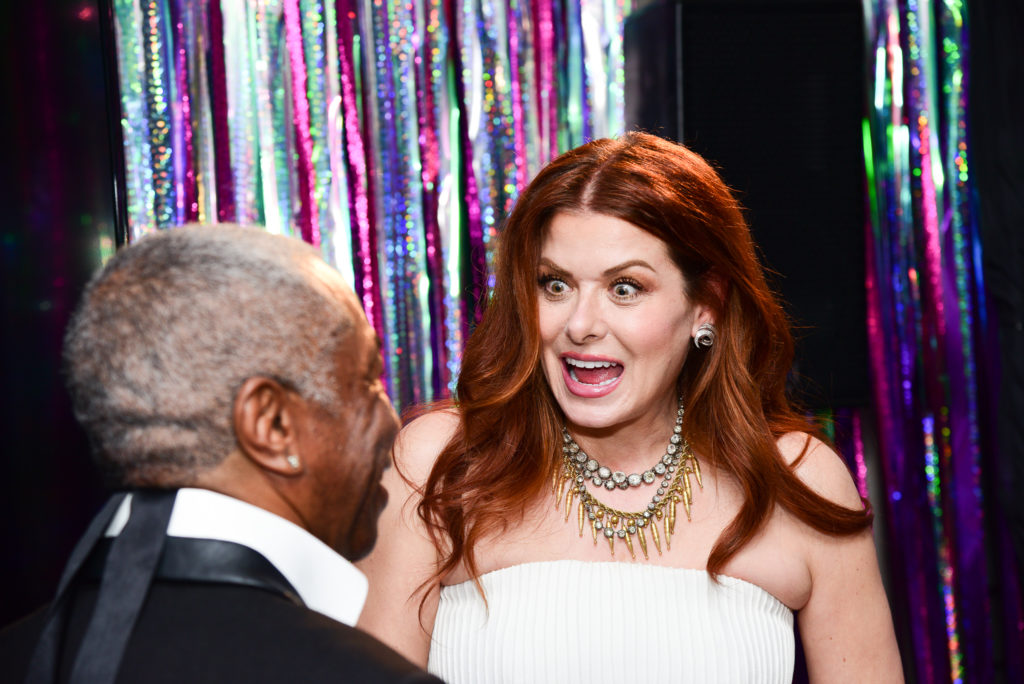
624, 0, 868, 410
0, 0, 109, 624
972, 0, 1024, 670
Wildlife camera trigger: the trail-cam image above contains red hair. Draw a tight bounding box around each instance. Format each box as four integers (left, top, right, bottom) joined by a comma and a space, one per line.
417, 132, 870, 587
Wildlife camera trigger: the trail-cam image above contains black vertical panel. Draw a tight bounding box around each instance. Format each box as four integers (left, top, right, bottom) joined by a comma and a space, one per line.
0, 0, 112, 626
625, 0, 868, 408
972, 0, 1024, 675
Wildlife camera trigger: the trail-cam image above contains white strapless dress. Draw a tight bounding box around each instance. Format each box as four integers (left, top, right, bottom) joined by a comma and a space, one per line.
428, 560, 794, 683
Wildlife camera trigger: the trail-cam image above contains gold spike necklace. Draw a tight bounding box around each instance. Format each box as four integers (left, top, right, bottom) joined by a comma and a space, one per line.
553, 397, 702, 560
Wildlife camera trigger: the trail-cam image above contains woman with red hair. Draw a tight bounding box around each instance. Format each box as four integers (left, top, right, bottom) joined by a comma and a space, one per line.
358, 132, 902, 682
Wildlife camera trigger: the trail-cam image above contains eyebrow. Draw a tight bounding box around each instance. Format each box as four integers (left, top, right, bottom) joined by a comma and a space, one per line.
602, 259, 656, 276
537, 258, 569, 276
537, 257, 657, 277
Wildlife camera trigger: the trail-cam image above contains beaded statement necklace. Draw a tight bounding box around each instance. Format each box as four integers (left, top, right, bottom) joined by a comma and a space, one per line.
553, 398, 703, 560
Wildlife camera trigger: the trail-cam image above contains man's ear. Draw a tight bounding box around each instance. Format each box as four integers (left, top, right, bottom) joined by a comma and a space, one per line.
232, 376, 305, 477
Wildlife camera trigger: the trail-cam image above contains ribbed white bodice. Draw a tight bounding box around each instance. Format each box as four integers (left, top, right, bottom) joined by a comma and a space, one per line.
428, 560, 794, 683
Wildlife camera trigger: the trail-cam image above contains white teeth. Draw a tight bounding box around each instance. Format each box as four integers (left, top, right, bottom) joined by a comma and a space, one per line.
564, 358, 620, 369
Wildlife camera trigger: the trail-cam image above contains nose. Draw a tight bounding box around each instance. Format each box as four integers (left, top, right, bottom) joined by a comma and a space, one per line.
564, 289, 607, 344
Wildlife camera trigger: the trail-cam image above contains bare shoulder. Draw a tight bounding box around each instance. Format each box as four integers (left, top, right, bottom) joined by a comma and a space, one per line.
776, 432, 903, 679
392, 408, 461, 485
777, 431, 863, 510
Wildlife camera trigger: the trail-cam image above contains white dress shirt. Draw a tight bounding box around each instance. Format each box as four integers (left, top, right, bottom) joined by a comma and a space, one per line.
105, 488, 367, 626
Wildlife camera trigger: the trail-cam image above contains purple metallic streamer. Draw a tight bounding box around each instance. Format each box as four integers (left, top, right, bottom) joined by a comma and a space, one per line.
463, 139, 487, 321
367, 0, 434, 407
936, 5, 994, 679
206, 0, 234, 223
904, 1, 967, 677
372, 0, 404, 399
170, 0, 191, 223
886, 7, 949, 678
866, 146, 942, 682
177, 0, 199, 222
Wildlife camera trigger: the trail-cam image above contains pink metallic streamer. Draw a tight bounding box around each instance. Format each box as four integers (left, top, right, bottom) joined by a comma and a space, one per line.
298, 0, 332, 238
917, 131, 946, 341
906, 6, 965, 679
852, 410, 869, 499
532, 0, 557, 162
170, 0, 191, 223
866, 182, 940, 682
507, 0, 528, 189
283, 0, 319, 246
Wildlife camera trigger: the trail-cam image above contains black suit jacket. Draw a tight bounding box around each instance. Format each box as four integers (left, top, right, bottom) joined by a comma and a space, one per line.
0, 579, 442, 683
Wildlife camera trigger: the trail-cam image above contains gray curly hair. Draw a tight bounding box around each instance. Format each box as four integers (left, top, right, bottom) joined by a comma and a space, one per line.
63, 224, 354, 486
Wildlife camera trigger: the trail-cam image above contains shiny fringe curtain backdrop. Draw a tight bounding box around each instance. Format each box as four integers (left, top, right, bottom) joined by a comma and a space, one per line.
864, 0, 1023, 681
108, 0, 632, 409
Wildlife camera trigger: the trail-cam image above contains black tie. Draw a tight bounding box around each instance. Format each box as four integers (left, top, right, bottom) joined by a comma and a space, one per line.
24, 489, 178, 684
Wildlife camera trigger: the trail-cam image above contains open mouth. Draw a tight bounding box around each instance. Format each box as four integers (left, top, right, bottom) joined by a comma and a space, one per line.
563, 357, 624, 386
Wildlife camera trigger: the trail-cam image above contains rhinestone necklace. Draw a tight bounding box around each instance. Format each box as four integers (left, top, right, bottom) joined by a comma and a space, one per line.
553, 399, 702, 560
566, 403, 685, 489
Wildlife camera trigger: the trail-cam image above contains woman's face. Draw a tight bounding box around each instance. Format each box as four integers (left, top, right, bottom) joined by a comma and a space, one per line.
537, 212, 711, 432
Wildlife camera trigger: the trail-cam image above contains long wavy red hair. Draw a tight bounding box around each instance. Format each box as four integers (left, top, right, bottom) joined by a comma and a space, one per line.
417, 132, 870, 587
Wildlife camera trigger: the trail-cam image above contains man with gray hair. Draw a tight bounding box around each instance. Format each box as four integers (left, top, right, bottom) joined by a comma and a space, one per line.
0, 225, 442, 683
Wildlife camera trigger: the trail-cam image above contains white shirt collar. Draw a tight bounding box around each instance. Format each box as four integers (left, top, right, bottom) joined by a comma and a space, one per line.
105, 488, 368, 626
